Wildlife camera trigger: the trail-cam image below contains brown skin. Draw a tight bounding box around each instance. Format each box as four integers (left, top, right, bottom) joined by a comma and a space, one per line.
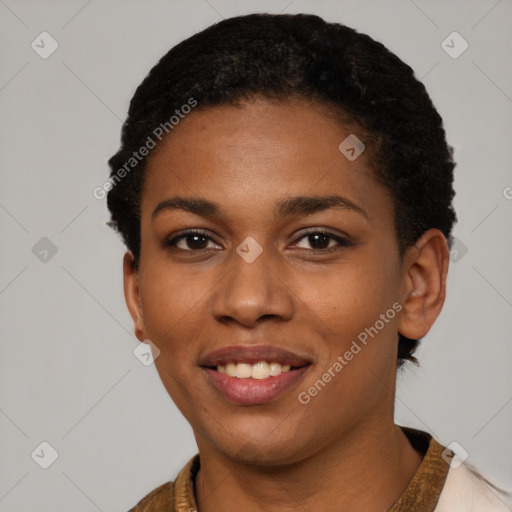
123, 98, 449, 511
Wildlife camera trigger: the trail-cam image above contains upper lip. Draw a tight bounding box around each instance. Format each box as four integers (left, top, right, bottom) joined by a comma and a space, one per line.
199, 344, 312, 367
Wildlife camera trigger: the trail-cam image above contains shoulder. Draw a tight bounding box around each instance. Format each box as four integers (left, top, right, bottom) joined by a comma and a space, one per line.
436, 461, 512, 512
126, 481, 175, 512
125, 454, 200, 512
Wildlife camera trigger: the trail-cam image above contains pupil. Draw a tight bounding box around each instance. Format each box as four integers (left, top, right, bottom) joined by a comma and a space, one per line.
187, 235, 207, 249
309, 233, 329, 249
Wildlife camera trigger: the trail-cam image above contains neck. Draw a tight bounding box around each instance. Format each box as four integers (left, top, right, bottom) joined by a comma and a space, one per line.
194, 421, 423, 512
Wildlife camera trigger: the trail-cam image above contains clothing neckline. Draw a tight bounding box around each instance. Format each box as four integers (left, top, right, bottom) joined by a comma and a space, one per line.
172, 426, 450, 512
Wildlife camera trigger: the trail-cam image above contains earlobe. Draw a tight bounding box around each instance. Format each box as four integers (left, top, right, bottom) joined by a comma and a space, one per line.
397, 229, 450, 340
123, 251, 147, 342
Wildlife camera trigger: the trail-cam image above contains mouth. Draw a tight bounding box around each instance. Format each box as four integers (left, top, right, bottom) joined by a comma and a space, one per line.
199, 345, 312, 405
217, 361, 295, 379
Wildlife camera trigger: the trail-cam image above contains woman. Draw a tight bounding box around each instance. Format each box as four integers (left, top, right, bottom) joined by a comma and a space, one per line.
106, 13, 511, 511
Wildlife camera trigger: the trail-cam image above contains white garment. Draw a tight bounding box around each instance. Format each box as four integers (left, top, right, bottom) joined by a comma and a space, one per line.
435, 460, 512, 512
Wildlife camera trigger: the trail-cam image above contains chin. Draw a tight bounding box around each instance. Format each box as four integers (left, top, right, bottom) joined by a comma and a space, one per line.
209, 427, 311, 468
226, 445, 300, 467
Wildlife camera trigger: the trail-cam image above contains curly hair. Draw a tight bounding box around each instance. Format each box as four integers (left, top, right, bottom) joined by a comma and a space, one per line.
106, 13, 457, 367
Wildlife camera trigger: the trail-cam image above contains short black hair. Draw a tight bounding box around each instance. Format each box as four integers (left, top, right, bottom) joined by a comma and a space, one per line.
106, 13, 457, 366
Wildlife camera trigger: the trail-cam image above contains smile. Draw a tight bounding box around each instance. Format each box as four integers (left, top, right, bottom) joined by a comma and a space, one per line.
200, 344, 312, 405
217, 361, 292, 379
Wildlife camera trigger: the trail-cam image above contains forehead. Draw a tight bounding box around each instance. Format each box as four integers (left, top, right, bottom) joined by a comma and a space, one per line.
141, 99, 390, 223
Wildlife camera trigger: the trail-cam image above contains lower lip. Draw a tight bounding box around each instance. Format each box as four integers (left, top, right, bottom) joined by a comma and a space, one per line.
203, 366, 310, 405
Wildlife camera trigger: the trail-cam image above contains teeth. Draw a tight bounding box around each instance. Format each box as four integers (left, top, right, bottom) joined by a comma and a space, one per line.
251, 362, 269, 379
236, 363, 252, 378
217, 361, 294, 379
269, 362, 281, 376
225, 363, 237, 377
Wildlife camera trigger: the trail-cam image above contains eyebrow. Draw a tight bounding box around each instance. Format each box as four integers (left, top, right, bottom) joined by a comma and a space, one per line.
152, 194, 369, 221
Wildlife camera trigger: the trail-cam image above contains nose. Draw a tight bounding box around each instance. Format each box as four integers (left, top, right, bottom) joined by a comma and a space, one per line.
210, 244, 295, 327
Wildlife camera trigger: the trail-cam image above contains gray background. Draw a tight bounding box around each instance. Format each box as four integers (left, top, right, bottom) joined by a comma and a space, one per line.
0, 0, 511, 510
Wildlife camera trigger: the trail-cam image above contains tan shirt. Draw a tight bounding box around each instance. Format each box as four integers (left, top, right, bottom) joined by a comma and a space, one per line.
126, 427, 508, 511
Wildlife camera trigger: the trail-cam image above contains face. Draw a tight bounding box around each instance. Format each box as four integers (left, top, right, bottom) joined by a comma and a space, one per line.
124, 98, 443, 465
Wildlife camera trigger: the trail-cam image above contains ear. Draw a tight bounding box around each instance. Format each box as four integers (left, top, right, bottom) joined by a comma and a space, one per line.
123, 251, 147, 342
398, 229, 450, 340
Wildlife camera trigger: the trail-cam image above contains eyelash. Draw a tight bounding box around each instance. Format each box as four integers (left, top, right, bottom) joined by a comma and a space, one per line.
164, 228, 353, 254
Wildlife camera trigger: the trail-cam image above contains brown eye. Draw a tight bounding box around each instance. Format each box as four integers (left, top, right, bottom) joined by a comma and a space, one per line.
294, 230, 352, 252
165, 230, 221, 251
178, 234, 209, 250
302, 233, 331, 250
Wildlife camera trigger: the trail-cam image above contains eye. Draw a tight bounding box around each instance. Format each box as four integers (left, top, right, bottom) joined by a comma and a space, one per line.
164, 229, 221, 251
164, 228, 352, 253
293, 230, 352, 252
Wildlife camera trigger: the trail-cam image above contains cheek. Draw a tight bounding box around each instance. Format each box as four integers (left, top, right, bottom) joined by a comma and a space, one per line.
139, 263, 211, 356
295, 261, 401, 426
297, 255, 400, 343
139, 265, 210, 414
